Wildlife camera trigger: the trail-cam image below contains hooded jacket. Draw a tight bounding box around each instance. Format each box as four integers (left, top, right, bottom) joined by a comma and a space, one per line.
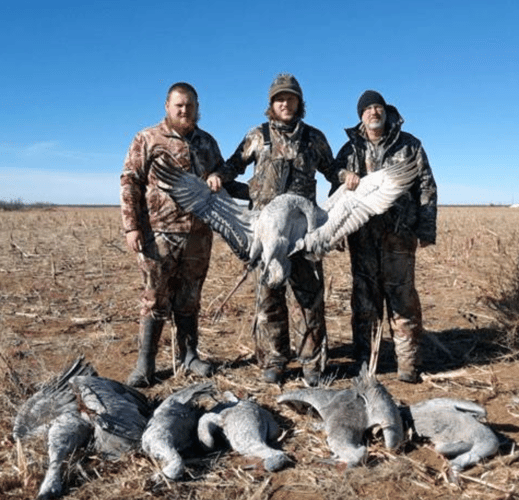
333, 105, 437, 244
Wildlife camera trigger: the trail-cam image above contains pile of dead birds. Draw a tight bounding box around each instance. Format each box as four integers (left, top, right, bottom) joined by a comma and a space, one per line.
13, 357, 501, 499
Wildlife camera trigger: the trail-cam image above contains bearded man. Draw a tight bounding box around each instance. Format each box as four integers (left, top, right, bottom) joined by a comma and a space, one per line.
207, 74, 337, 386
334, 90, 437, 383
121, 82, 224, 387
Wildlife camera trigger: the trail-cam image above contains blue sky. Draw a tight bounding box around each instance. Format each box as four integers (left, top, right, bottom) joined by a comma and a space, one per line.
1, 0, 518, 205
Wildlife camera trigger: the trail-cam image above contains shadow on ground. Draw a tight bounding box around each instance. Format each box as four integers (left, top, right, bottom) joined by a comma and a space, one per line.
325, 326, 511, 381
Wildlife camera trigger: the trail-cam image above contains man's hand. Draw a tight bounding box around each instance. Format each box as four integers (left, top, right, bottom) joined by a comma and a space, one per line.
126, 230, 143, 253
206, 173, 222, 192
343, 171, 360, 191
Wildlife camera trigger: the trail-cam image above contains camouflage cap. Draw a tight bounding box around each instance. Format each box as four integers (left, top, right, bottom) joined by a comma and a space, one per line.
268, 73, 303, 102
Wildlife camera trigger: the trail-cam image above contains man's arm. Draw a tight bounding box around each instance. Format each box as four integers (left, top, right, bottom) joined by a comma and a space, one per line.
120, 133, 147, 251
414, 146, 437, 245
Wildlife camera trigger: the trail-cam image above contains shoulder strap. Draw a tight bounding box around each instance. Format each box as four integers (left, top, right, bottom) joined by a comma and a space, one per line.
261, 122, 271, 148
262, 122, 310, 152
299, 123, 310, 153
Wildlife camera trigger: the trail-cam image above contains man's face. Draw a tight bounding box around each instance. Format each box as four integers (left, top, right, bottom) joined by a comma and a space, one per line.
271, 92, 300, 124
165, 89, 198, 135
362, 104, 386, 131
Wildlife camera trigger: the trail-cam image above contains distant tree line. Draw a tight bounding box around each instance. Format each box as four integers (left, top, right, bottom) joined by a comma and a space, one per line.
0, 198, 56, 211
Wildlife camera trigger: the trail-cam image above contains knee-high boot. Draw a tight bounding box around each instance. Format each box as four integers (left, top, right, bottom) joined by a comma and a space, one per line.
127, 316, 164, 387
174, 313, 213, 377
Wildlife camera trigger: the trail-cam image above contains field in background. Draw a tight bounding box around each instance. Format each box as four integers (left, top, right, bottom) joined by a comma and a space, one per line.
1, 206, 519, 499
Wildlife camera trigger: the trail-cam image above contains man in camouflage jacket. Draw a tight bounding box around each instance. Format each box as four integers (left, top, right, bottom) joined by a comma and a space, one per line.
333, 90, 437, 383
208, 74, 337, 386
120, 82, 224, 387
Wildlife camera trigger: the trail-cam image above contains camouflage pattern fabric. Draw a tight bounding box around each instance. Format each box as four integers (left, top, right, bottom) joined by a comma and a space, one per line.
120, 119, 225, 234
348, 218, 422, 372
333, 106, 437, 244
220, 120, 337, 209
220, 119, 334, 371
334, 105, 437, 374
137, 222, 213, 319
253, 256, 327, 372
121, 118, 223, 319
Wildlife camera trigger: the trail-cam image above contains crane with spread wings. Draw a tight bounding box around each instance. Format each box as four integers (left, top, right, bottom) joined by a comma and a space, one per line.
153, 154, 418, 290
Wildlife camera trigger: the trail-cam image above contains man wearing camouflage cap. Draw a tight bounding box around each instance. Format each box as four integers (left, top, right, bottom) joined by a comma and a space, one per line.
333, 90, 437, 383
208, 73, 337, 386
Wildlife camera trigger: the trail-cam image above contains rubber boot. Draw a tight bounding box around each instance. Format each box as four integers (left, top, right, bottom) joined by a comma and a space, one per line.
127, 316, 164, 387
392, 318, 422, 384
174, 313, 213, 377
263, 364, 285, 384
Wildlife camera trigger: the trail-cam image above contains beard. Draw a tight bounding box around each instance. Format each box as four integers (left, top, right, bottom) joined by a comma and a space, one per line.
366, 119, 385, 130
166, 113, 198, 136
173, 121, 195, 136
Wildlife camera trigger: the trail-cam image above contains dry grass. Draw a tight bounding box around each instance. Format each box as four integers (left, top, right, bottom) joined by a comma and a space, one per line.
1, 206, 519, 500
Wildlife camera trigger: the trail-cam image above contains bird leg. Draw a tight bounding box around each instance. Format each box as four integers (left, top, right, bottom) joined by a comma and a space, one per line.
212, 267, 250, 323
368, 322, 383, 377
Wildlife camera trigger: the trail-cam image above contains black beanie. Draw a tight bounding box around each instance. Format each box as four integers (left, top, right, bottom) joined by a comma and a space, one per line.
357, 90, 387, 118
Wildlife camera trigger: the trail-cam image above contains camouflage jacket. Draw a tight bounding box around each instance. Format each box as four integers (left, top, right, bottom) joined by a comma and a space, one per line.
120, 119, 225, 234
334, 106, 437, 244
217, 120, 336, 209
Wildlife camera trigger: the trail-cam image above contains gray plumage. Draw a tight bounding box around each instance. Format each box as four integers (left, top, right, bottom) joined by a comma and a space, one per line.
68, 374, 152, 459
277, 364, 404, 467
141, 382, 215, 480
198, 392, 291, 472
35, 411, 92, 500
13, 357, 153, 500
353, 363, 404, 450
13, 356, 96, 441
293, 158, 419, 257
13, 357, 96, 500
152, 156, 417, 287
403, 398, 499, 471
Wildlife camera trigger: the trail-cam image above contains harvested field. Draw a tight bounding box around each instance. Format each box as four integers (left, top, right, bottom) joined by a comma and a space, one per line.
1, 205, 519, 500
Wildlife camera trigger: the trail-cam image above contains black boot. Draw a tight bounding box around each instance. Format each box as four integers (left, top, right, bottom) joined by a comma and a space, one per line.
127, 316, 164, 387
174, 313, 213, 377
263, 364, 285, 384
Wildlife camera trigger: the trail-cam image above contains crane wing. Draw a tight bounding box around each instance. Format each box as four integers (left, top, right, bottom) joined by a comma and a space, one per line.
153, 156, 256, 262
69, 376, 152, 439
13, 356, 96, 440
300, 157, 418, 256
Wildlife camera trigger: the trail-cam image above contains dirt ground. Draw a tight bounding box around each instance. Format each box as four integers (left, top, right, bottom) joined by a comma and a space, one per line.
1, 205, 519, 500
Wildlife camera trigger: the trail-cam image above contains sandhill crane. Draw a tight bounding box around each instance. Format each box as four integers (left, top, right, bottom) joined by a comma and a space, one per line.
152, 154, 418, 289
13, 357, 153, 500
198, 391, 292, 472
400, 397, 499, 473
141, 382, 215, 480
277, 363, 404, 467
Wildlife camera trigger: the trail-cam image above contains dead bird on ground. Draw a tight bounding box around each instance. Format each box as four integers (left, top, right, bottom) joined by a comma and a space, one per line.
141, 381, 215, 481
277, 363, 404, 467
198, 391, 291, 471
13, 357, 153, 500
400, 397, 500, 473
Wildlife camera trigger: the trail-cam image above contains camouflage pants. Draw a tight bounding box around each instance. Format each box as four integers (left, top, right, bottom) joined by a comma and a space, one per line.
137, 221, 213, 320
348, 222, 423, 373
253, 254, 327, 372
